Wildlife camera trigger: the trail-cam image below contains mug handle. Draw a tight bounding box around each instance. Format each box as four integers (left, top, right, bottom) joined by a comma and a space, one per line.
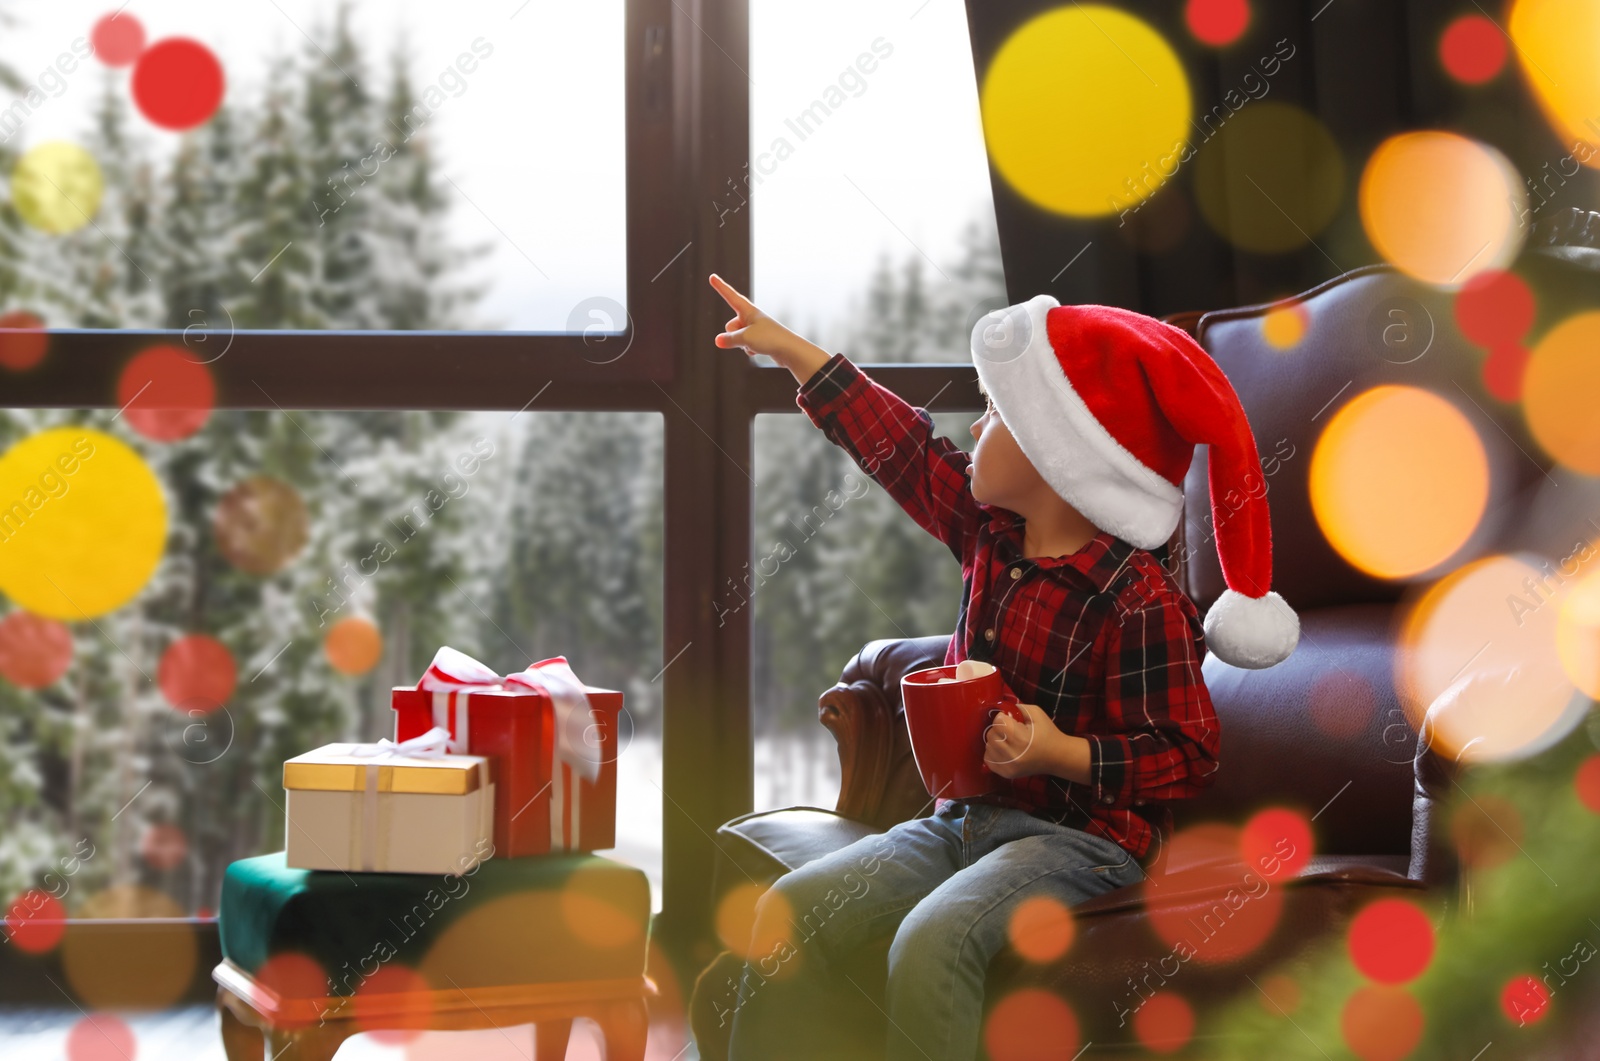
981, 694, 1025, 774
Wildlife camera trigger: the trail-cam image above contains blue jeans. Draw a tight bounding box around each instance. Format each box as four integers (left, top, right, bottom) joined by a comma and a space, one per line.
725, 799, 1145, 1061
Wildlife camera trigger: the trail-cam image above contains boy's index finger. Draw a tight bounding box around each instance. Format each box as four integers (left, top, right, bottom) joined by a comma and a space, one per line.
709, 273, 755, 314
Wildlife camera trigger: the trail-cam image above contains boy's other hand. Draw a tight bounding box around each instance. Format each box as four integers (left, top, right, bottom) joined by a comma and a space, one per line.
709, 273, 831, 386
984, 703, 1067, 780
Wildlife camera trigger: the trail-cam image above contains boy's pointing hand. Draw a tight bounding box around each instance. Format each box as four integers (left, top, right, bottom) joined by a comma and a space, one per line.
709, 273, 832, 386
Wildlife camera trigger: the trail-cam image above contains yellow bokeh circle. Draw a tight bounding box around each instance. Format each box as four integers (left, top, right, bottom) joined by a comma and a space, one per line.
1557, 567, 1600, 700
1522, 312, 1600, 475
1359, 131, 1526, 286
0, 427, 167, 619
62, 886, 196, 1010
1310, 386, 1489, 579
980, 6, 1191, 217
11, 142, 105, 235
1398, 554, 1582, 761
1194, 102, 1345, 254
1509, 0, 1600, 167
1262, 302, 1310, 349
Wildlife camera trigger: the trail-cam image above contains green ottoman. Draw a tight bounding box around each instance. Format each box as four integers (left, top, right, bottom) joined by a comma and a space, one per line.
213, 851, 654, 1061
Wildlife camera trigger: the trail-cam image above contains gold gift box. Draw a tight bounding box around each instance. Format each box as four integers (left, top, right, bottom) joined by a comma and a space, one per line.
283, 748, 492, 795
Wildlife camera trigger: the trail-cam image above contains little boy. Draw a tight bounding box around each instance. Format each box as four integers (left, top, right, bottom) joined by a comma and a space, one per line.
707, 273, 1299, 1061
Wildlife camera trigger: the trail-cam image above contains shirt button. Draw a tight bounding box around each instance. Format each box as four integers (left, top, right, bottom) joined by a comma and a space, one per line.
1009, 567, 1022, 580
984, 628, 995, 642
1101, 794, 1115, 805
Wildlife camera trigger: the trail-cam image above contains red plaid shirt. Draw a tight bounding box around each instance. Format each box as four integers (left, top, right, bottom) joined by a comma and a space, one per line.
796, 353, 1220, 862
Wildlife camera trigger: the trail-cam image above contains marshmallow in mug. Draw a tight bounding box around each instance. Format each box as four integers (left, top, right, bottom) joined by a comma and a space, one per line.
934, 660, 997, 684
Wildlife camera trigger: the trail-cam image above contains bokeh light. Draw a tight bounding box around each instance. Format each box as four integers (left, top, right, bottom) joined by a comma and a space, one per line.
1240, 807, 1313, 879
1309, 385, 1489, 579
1509, 0, 1600, 165
1556, 568, 1600, 699
91, 12, 146, 67
0, 611, 73, 688
1261, 301, 1310, 349
5, 889, 66, 954
1576, 755, 1600, 813
1148, 823, 1285, 963
132, 38, 225, 131
255, 952, 328, 1029
1195, 103, 1345, 253
1341, 985, 1425, 1061
1500, 974, 1551, 1025
1440, 15, 1508, 83
12, 142, 105, 235
215, 475, 309, 575
979, 6, 1190, 217
1523, 312, 1600, 475
1348, 898, 1434, 984
1133, 991, 1194, 1053
139, 822, 189, 871
1398, 555, 1582, 761
1359, 131, 1525, 286
1258, 972, 1302, 1014
0, 427, 166, 620
1482, 342, 1530, 403
715, 881, 768, 958
325, 616, 383, 676
1186, 0, 1250, 46
1005, 894, 1075, 963
63, 886, 196, 1009
983, 987, 1079, 1061
353, 963, 432, 1045
65, 1012, 136, 1061
1454, 269, 1533, 349
1308, 669, 1377, 740
0, 310, 49, 371
117, 344, 215, 442
159, 634, 237, 713
561, 865, 646, 951
1450, 792, 1521, 869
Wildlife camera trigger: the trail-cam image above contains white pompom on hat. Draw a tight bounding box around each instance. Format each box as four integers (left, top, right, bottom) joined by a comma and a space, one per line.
970, 294, 1299, 669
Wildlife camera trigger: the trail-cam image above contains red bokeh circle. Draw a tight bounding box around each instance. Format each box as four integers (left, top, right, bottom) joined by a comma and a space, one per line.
1483, 343, 1529, 403
1348, 898, 1435, 984
5, 890, 66, 954
158, 634, 236, 714
1186, 0, 1251, 47
117, 344, 215, 442
984, 988, 1079, 1061
0, 311, 49, 371
0, 611, 73, 689
131, 38, 225, 131
90, 13, 147, 68
1440, 15, 1508, 84
1241, 807, 1314, 879
66, 1012, 136, 1061
1455, 269, 1534, 347
1501, 973, 1551, 1025
1342, 985, 1426, 1061
353, 963, 433, 1044
1576, 755, 1600, 814
1133, 991, 1195, 1054
256, 952, 328, 1029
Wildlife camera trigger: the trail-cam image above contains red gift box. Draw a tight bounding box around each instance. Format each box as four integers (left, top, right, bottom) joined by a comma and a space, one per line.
392, 648, 621, 856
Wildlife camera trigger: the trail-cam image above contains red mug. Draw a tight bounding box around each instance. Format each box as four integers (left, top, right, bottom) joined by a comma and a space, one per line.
901, 661, 1028, 800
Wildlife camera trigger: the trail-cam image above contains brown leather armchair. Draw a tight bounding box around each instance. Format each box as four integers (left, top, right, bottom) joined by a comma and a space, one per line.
690, 250, 1600, 1059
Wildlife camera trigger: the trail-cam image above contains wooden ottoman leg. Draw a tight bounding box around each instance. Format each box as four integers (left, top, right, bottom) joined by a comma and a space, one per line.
217, 997, 265, 1061
598, 997, 650, 1061
536, 1017, 573, 1061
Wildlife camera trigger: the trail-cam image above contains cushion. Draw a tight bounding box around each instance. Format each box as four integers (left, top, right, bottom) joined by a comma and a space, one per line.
220, 851, 651, 995
710, 807, 879, 908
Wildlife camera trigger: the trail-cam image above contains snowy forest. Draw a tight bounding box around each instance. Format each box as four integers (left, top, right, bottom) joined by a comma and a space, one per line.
0, 9, 1005, 912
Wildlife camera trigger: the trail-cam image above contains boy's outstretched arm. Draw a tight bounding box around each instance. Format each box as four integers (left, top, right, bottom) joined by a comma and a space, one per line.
709, 273, 985, 561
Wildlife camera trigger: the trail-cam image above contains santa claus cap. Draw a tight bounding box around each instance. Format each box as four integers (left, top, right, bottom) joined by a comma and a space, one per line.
970, 295, 1299, 669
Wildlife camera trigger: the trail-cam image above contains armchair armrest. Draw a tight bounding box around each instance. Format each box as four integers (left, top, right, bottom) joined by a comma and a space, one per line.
819, 634, 951, 832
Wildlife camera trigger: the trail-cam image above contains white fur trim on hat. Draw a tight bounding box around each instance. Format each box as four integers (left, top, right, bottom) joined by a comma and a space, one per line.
1202, 589, 1299, 669
969, 295, 1183, 550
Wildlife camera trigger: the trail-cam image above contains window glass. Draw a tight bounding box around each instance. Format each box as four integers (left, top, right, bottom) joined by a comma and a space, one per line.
748, 0, 1005, 363
0, 407, 665, 915
0, 1, 625, 333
